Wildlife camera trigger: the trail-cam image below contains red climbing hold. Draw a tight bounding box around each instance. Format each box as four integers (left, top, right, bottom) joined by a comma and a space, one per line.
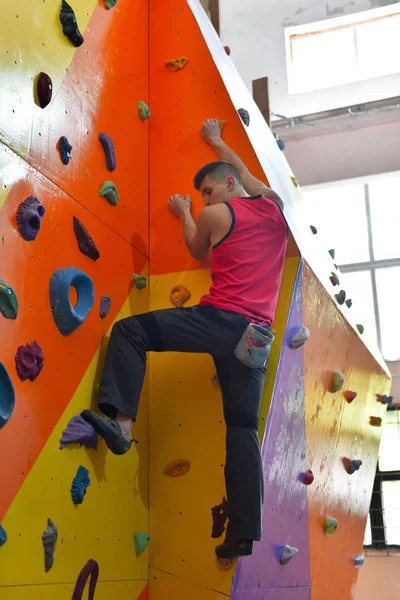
303, 470, 314, 485
224, 46, 231, 55
344, 391, 357, 403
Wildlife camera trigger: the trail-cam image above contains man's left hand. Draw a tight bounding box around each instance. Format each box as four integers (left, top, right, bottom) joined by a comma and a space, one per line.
168, 194, 192, 219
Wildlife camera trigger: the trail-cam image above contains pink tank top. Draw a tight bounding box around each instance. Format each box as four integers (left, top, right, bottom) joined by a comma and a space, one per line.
200, 195, 289, 325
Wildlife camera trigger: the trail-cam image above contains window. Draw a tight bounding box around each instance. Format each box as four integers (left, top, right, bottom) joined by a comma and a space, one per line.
303, 173, 400, 361
285, 4, 400, 94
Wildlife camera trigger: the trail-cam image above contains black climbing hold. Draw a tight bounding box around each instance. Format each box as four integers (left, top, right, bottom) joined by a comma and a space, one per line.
0, 524, 7, 546
37, 72, 53, 108
0, 280, 18, 319
345, 299, 352, 308
0, 362, 15, 429
347, 459, 362, 474
105, 0, 118, 8
100, 296, 112, 319
335, 290, 346, 305
59, 136, 72, 165
42, 518, 58, 572
73, 217, 100, 261
98, 132, 116, 172
49, 267, 94, 336
310, 225, 317, 235
238, 108, 250, 126
328, 249, 335, 260
16, 196, 45, 241
15, 341, 44, 382
211, 497, 229, 538
138, 101, 150, 121
60, 0, 84, 47
99, 181, 119, 206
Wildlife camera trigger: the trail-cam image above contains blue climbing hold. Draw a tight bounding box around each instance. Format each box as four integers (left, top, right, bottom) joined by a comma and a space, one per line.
381, 395, 393, 405
276, 138, 285, 151
0, 524, 7, 546
49, 267, 94, 336
59, 136, 72, 165
355, 555, 365, 568
0, 362, 15, 429
71, 465, 91, 505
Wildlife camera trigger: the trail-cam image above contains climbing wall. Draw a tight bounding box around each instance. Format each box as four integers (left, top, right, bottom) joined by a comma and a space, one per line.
0, 1, 149, 598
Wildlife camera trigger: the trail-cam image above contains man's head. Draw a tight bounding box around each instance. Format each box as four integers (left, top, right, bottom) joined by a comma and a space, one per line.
193, 161, 244, 206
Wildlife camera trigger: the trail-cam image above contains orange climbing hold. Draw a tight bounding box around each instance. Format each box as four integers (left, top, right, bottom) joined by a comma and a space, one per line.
165, 57, 188, 71
218, 120, 227, 133
163, 459, 190, 478
169, 285, 191, 307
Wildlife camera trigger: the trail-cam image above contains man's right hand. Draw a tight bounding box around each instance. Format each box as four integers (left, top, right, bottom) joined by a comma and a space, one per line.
200, 119, 222, 146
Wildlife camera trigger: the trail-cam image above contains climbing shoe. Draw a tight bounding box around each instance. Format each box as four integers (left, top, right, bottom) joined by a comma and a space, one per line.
81, 410, 132, 455
215, 539, 253, 559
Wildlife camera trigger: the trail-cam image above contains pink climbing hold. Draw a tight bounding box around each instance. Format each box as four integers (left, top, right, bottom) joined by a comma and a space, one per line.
15, 341, 44, 381
224, 46, 231, 55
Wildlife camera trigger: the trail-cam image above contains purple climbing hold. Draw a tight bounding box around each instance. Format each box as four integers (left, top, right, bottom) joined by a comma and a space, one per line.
100, 296, 112, 319
59, 136, 72, 165
15, 341, 44, 382
73, 217, 100, 261
98, 132, 116, 172
381, 394, 393, 405
37, 72, 53, 108
59, 415, 98, 449
16, 196, 45, 241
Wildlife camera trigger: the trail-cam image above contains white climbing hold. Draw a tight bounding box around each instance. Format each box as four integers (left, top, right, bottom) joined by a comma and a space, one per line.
290, 326, 310, 349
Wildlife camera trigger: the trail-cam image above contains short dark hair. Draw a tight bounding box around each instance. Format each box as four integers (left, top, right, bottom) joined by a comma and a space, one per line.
193, 161, 242, 190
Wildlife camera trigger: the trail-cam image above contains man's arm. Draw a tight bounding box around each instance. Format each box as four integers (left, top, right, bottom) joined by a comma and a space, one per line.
200, 119, 284, 211
168, 194, 213, 260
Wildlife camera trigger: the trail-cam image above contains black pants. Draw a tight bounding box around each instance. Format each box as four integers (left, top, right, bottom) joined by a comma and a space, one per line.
98, 305, 269, 541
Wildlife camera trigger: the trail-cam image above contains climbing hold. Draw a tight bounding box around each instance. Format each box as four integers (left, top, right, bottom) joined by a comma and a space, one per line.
356, 324, 364, 334
0, 525, 7, 547
324, 516, 338, 536
348, 459, 362, 474
380, 394, 393, 405
50, 267, 94, 336
328, 249, 335, 259
37, 72, 53, 109
370, 416, 382, 427
224, 46, 231, 55
218, 120, 227, 133
277, 138, 285, 151
335, 290, 346, 305
210, 373, 220, 387
329, 273, 340, 286
134, 532, 150, 555
165, 57, 188, 71
42, 518, 58, 572
345, 299, 352, 308
0, 362, 15, 430
100, 296, 112, 319
138, 101, 150, 121
169, 285, 191, 307
73, 217, 100, 261
0, 280, 18, 320
217, 557, 234, 571
280, 545, 299, 565
303, 470, 314, 485
310, 225, 317, 235
291, 176, 299, 188
105, 0, 117, 8
72, 559, 99, 600
290, 325, 310, 349
59, 136, 72, 165
344, 391, 357, 403
59, 415, 98, 449
355, 555, 365, 568
98, 132, 116, 172
15, 341, 44, 382
16, 196, 45, 241
331, 371, 344, 393
71, 465, 91, 505
60, 0, 84, 47
163, 459, 190, 478
238, 108, 250, 126
134, 274, 147, 289
211, 497, 229, 538
99, 181, 119, 206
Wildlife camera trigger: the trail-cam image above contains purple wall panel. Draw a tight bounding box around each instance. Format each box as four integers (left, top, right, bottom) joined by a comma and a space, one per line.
232, 263, 311, 599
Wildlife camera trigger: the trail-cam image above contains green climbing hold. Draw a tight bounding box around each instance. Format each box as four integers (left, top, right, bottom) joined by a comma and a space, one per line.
291, 176, 298, 188
105, 0, 118, 8
331, 372, 344, 393
0, 280, 18, 320
134, 274, 147, 289
138, 101, 150, 121
99, 181, 120, 206
324, 516, 338, 536
134, 532, 150, 555
356, 324, 364, 334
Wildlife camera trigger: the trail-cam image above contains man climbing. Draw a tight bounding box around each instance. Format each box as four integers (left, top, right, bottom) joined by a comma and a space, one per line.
82, 118, 289, 559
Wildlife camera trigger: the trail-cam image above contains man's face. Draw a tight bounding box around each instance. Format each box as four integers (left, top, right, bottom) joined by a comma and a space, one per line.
199, 175, 235, 206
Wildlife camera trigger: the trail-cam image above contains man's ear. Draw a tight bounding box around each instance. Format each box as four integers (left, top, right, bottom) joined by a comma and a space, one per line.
226, 176, 236, 191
